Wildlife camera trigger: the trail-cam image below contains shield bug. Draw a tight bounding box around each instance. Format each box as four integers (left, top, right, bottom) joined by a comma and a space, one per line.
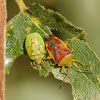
45, 35, 88, 71
25, 32, 48, 72
25, 32, 44, 61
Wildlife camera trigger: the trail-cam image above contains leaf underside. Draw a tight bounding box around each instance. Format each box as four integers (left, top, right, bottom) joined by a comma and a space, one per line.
5, 3, 100, 100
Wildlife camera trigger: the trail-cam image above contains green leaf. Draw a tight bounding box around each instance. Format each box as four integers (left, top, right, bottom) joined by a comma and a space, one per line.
31, 60, 52, 78
31, 39, 100, 99
5, 13, 31, 73
26, 3, 86, 38
5, 2, 100, 100
51, 39, 100, 100
5, 12, 51, 73
5, 2, 85, 74
68, 39, 100, 100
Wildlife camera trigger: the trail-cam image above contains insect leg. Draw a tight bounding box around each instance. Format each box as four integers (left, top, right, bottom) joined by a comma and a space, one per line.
65, 40, 73, 52
61, 66, 65, 71
71, 63, 93, 73
59, 66, 70, 89
41, 61, 49, 73
71, 59, 88, 67
29, 62, 40, 70
65, 40, 70, 48
64, 66, 70, 78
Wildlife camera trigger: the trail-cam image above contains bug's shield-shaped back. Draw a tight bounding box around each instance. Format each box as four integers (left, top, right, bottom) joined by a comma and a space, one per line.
45, 36, 72, 66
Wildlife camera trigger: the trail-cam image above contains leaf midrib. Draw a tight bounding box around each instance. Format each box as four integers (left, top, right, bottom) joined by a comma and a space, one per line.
24, 10, 50, 36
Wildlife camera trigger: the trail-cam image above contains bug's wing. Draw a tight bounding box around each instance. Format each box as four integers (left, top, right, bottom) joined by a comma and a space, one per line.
45, 36, 72, 65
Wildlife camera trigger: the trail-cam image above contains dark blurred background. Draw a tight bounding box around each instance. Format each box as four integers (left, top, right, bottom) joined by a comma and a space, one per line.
6, 0, 100, 100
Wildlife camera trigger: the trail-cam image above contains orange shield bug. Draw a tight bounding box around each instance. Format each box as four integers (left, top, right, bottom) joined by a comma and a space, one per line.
45, 36, 72, 67
45, 35, 88, 71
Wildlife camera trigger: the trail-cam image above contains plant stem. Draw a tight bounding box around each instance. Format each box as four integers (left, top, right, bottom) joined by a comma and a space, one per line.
0, 0, 6, 100
16, 0, 27, 11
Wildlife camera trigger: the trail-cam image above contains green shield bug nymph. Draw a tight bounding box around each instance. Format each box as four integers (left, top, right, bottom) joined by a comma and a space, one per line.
25, 32, 44, 64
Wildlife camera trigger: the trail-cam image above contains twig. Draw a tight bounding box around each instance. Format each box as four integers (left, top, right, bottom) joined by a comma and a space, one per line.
16, 0, 27, 11
0, 0, 6, 100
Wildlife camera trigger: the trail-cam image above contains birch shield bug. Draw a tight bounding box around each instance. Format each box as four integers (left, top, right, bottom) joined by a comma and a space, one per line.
45, 35, 88, 71
25, 32, 44, 62
25, 32, 51, 74
25, 32, 49, 71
